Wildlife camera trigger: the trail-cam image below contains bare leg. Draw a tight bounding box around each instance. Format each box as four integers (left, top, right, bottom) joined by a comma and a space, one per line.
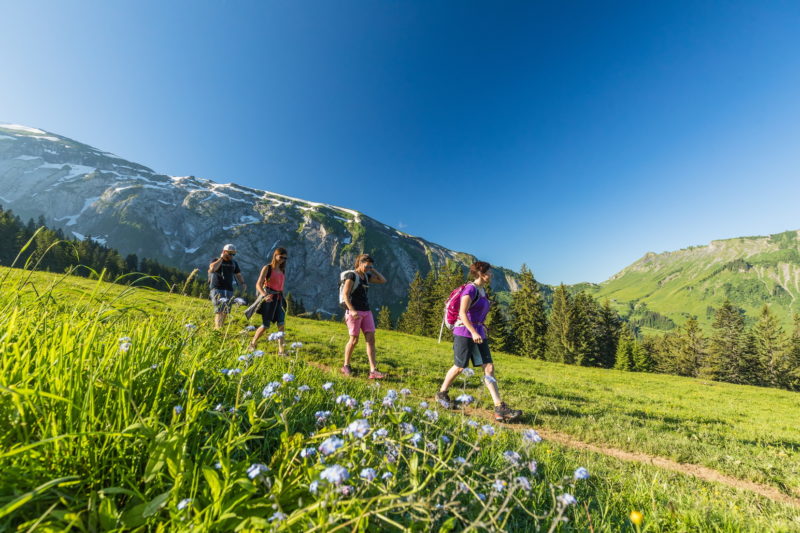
364, 331, 378, 372
249, 325, 266, 349
344, 335, 359, 366
439, 366, 464, 392
277, 324, 286, 354
482, 363, 502, 406
214, 312, 227, 330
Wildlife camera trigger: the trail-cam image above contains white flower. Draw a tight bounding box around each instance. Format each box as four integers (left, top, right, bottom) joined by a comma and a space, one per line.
233, 297, 247, 305
400, 388, 411, 396
309, 480, 319, 494
238, 354, 251, 362
214, 403, 224, 412
118, 336, 131, 342
492, 479, 507, 492
268, 331, 285, 341
345, 419, 371, 439
455, 394, 474, 405
320, 464, 350, 485
527, 460, 538, 474
340, 485, 353, 496
503, 450, 521, 465
246, 463, 269, 480
214, 462, 222, 470
381, 471, 393, 480
385, 389, 398, 399
119, 342, 132, 353
557, 493, 577, 506
402, 406, 412, 413
372, 428, 388, 440
574, 467, 590, 480
243, 390, 253, 399
269, 511, 287, 523
315, 410, 331, 423
319, 436, 345, 456
466, 420, 479, 428
419, 401, 429, 409
480, 424, 495, 436
177, 498, 192, 510
362, 400, 374, 408
245, 325, 257, 331
252, 349, 264, 357
291, 342, 303, 349
184, 323, 196, 330
440, 435, 451, 444
522, 429, 543, 444
516, 476, 532, 491
399, 422, 416, 434
360, 467, 377, 481
297, 385, 311, 392
282, 373, 295, 383
424, 409, 439, 422
382, 396, 395, 407
173, 405, 183, 415
150, 364, 158, 370
322, 382, 334, 391
461, 367, 475, 377
409, 433, 422, 445
262, 382, 281, 398
453, 456, 467, 465
361, 407, 374, 417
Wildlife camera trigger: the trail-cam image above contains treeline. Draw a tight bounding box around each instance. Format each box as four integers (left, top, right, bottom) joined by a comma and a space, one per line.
387, 262, 800, 392
621, 302, 800, 390
0, 206, 208, 296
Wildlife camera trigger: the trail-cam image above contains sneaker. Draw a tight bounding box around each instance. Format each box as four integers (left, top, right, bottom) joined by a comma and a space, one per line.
494, 402, 522, 422
341, 364, 353, 377
435, 391, 452, 409
368, 370, 386, 380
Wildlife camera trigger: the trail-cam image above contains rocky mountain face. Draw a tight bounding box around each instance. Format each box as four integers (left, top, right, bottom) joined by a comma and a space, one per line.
586, 230, 800, 330
0, 123, 518, 314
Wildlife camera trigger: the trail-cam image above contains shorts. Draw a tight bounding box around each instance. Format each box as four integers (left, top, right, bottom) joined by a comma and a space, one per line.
453, 335, 493, 368
210, 289, 234, 314
259, 296, 286, 327
345, 310, 375, 336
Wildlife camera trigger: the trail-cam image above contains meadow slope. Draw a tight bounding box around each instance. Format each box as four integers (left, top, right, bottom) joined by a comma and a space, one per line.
1, 267, 800, 531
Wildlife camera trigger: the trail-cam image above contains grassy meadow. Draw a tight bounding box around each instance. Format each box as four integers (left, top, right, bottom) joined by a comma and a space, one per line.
2, 267, 800, 531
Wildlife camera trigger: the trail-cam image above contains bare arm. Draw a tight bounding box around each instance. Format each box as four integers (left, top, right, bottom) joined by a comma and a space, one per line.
208, 257, 224, 274
235, 272, 246, 290
459, 293, 482, 343
368, 269, 387, 284
343, 278, 358, 317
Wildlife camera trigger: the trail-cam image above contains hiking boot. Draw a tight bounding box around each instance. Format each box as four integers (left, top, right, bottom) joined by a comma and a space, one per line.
341, 364, 353, 377
494, 402, 522, 422
368, 370, 386, 380
435, 391, 452, 409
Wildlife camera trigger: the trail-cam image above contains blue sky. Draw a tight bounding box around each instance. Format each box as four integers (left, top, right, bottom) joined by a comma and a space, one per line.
3, 1, 800, 284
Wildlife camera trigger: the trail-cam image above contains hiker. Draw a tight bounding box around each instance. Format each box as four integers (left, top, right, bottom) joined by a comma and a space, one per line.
248, 248, 288, 354
340, 253, 387, 379
435, 261, 522, 422
208, 244, 246, 330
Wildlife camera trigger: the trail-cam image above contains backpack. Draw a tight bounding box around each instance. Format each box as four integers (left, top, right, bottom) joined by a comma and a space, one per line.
338, 270, 366, 309
438, 283, 481, 343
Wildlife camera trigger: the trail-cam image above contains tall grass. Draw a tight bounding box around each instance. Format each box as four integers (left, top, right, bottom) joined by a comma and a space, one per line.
1, 267, 799, 531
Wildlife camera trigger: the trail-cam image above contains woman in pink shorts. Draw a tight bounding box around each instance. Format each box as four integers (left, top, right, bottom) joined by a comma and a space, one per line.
341, 254, 387, 379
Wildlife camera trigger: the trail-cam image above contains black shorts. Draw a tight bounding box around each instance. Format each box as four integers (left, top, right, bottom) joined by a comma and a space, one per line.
453, 335, 492, 368
259, 296, 286, 327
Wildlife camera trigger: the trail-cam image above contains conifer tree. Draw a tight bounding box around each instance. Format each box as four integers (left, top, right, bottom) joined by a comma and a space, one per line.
397, 271, 428, 336
668, 317, 706, 377
485, 286, 513, 352
572, 292, 605, 366
751, 304, 785, 387
614, 329, 635, 371
509, 264, 547, 359
544, 284, 575, 364
377, 305, 393, 330
632, 339, 654, 372
784, 314, 800, 390
596, 300, 621, 368
427, 262, 465, 340
702, 299, 746, 382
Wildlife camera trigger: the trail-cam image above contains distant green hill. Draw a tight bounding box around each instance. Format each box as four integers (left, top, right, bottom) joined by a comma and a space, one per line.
585, 230, 800, 331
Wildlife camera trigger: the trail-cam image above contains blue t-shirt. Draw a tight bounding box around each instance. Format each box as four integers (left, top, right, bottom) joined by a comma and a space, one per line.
453, 284, 490, 339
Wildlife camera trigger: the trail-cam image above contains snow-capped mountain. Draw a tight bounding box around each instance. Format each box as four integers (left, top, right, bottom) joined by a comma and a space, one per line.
0, 123, 518, 313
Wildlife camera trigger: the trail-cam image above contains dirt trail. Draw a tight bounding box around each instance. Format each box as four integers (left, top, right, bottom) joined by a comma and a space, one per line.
306, 361, 800, 508
467, 408, 800, 509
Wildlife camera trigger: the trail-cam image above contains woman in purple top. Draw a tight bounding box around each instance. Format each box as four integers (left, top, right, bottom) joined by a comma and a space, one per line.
435, 261, 522, 422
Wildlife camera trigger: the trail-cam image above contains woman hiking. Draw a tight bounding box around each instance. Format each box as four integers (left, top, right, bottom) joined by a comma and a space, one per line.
248, 248, 288, 354
435, 261, 522, 422
341, 253, 387, 379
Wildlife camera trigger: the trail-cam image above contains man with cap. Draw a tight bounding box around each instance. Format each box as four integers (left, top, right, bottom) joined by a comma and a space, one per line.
208, 244, 246, 330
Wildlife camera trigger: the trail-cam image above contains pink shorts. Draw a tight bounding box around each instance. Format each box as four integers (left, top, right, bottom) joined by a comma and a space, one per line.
345, 310, 376, 336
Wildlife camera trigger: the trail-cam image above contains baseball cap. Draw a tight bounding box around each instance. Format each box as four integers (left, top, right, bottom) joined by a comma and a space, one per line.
223, 244, 237, 252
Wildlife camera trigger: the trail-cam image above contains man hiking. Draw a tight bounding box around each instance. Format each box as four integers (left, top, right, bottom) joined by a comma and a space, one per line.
209, 244, 246, 330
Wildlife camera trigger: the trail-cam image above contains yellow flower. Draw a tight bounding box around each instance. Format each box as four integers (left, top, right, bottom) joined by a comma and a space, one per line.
630, 510, 644, 527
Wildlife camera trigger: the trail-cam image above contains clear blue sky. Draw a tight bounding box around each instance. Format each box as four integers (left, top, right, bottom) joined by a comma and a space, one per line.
3, 1, 800, 285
